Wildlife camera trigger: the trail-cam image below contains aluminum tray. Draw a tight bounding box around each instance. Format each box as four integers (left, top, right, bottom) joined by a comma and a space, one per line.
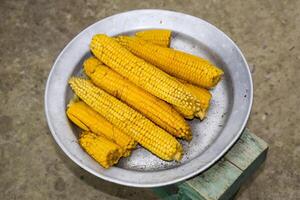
45, 9, 253, 187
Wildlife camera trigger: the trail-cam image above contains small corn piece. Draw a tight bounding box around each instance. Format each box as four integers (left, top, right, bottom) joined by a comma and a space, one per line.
116, 36, 224, 89
84, 57, 191, 140
79, 131, 122, 168
90, 34, 201, 118
174, 83, 212, 120
135, 29, 171, 47
69, 77, 183, 161
67, 101, 136, 156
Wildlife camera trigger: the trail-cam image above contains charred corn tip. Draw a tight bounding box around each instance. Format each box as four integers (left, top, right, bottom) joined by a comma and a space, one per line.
83, 57, 102, 77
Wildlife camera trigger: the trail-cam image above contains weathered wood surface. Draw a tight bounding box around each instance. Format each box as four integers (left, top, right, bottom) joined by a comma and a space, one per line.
152, 129, 269, 200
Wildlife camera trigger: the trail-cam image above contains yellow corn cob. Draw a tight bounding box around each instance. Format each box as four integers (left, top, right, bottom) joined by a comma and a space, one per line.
118, 32, 211, 118
116, 36, 224, 89
79, 131, 122, 168
69, 77, 183, 161
175, 83, 212, 119
67, 101, 136, 156
84, 57, 191, 140
90, 34, 201, 118
135, 29, 171, 47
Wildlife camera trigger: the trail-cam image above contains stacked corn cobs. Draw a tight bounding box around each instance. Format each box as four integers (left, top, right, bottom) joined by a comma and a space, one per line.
67, 30, 224, 168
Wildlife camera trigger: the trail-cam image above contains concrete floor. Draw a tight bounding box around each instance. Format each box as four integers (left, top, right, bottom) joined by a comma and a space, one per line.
0, 0, 299, 199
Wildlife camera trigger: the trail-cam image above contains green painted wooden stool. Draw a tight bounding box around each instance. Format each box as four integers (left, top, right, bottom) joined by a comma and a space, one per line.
152, 129, 268, 200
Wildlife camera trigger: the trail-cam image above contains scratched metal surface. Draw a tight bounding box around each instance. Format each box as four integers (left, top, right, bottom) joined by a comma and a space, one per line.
45, 10, 252, 187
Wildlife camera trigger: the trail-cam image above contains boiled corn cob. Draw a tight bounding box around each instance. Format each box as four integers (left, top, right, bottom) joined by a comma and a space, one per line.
67, 101, 136, 156
84, 57, 191, 140
175, 83, 212, 119
116, 36, 224, 89
135, 29, 171, 47
69, 77, 183, 161
90, 34, 201, 118
79, 131, 122, 168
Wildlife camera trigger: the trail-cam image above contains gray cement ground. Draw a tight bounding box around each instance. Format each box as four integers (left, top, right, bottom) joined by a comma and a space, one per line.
0, 0, 299, 199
